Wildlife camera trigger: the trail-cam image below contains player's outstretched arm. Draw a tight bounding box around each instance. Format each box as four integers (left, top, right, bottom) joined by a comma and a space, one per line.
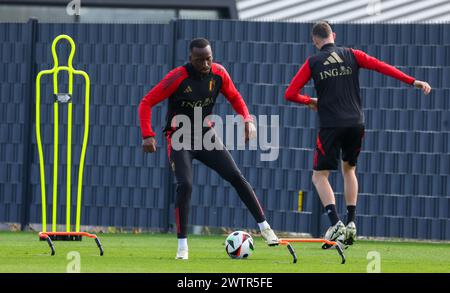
351, 49, 414, 84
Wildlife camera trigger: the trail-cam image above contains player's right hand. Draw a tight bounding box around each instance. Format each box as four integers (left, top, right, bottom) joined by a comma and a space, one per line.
142, 137, 157, 153
413, 80, 432, 95
308, 97, 318, 112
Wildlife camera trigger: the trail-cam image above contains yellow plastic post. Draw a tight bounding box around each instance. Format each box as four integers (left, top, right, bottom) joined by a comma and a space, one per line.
35, 34, 90, 233
297, 190, 303, 212
52, 102, 58, 232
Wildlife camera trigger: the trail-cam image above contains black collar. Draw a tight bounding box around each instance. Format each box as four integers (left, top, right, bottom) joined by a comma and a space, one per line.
320, 43, 336, 51
185, 63, 211, 80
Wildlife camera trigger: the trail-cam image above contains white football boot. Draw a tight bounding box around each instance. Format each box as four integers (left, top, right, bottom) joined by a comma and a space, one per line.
322, 220, 346, 249
261, 227, 279, 246
175, 247, 189, 260
344, 221, 357, 246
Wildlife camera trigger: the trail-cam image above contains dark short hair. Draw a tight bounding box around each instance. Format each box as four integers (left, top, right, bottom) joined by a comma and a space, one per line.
312, 21, 332, 39
189, 38, 210, 51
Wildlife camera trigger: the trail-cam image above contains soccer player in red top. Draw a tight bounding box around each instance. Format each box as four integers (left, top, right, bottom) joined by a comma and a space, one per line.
285, 21, 431, 248
139, 38, 279, 260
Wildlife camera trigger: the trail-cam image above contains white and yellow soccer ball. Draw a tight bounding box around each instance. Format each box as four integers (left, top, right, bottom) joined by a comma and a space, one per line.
225, 231, 254, 259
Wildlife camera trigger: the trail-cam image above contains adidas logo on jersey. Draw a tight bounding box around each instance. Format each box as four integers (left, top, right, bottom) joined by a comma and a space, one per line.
319, 52, 352, 81
184, 86, 193, 93
323, 52, 344, 65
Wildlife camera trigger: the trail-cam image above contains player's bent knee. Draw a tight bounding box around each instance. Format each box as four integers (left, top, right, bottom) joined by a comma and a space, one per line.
311, 174, 320, 186
342, 161, 356, 174
312, 171, 328, 186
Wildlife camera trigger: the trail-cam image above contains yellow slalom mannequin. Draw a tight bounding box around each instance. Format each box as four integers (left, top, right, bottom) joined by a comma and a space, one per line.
36, 34, 102, 256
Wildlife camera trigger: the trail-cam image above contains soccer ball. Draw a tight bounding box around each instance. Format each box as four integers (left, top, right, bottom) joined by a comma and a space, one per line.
225, 231, 254, 259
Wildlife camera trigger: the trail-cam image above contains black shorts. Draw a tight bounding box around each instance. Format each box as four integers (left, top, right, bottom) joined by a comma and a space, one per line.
313, 126, 365, 171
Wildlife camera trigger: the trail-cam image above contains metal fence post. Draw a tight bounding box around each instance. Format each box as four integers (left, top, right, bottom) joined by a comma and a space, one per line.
20, 18, 38, 231
162, 19, 178, 233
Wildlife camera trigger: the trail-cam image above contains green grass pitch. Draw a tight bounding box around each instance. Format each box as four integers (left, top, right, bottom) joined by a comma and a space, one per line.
0, 231, 449, 273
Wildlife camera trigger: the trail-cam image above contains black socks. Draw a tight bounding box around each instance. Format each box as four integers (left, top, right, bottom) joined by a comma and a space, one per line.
346, 205, 356, 224
325, 204, 339, 226
324, 204, 356, 226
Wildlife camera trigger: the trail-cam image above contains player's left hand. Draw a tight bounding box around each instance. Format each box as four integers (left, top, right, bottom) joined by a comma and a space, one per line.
413, 80, 432, 95
245, 121, 257, 143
